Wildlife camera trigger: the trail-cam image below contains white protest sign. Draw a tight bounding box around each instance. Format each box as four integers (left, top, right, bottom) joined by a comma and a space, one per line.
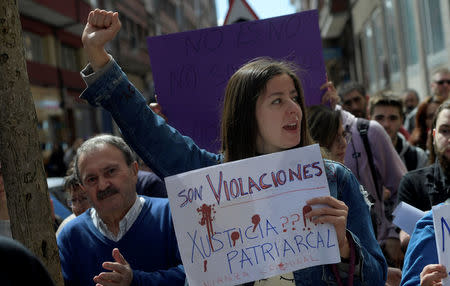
165, 144, 340, 286
432, 204, 450, 286
393, 201, 426, 235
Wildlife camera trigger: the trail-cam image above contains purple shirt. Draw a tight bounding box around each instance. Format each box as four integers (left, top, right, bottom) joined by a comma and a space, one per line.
338, 106, 407, 242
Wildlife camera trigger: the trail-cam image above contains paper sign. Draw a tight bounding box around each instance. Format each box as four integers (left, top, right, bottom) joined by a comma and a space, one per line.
147, 10, 326, 152
432, 204, 450, 286
165, 144, 340, 286
393, 202, 426, 235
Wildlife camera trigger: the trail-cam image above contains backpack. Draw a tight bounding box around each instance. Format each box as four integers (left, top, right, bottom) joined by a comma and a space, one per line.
356, 118, 383, 238
402, 145, 418, 171
356, 118, 382, 201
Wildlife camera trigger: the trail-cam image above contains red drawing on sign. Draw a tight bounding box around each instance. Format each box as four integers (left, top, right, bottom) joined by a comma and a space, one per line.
204, 260, 207, 272
251, 214, 261, 232
231, 231, 240, 246
280, 216, 289, 232
302, 205, 315, 231
198, 204, 215, 251
291, 214, 300, 231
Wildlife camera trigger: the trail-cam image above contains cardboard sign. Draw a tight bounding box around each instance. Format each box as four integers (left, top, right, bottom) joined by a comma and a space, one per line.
432, 204, 450, 286
165, 145, 340, 286
147, 10, 326, 152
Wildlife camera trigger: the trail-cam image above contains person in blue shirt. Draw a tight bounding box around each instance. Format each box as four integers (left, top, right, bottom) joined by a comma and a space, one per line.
57, 135, 184, 286
401, 99, 450, 286
78, 9, 387, 285
401, 207, 448, 286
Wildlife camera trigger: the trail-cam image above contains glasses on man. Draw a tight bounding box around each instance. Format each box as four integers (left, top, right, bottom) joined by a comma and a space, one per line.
435, 80, 450, 85
67, 196, 88, 207
343, 96, 362, 107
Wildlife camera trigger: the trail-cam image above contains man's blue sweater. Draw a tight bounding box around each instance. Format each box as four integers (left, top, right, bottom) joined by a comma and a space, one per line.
57, 196, 185, 286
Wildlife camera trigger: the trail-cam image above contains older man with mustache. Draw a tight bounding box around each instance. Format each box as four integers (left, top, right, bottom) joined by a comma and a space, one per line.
57, 134, 185, 286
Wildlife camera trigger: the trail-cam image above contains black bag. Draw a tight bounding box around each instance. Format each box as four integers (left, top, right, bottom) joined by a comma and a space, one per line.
356, 118, 382, 238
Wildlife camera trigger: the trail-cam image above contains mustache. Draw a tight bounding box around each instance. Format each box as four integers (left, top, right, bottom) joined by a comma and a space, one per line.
97, 186, 119, 201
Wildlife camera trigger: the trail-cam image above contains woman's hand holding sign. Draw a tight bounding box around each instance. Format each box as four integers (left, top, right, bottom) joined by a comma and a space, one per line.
305, 196, 350, 259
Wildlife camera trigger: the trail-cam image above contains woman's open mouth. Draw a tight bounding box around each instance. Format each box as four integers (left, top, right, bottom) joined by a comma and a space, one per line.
283, 122, 298, 131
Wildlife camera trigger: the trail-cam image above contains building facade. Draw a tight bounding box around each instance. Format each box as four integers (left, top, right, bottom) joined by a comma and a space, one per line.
293, 0, 450, 99
20, 0, 217, 157
97, 0, 217, 134
19, 0, 93, 159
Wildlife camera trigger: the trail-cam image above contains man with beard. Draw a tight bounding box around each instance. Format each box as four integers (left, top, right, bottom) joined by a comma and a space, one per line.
398, 100, 450, 211
57, 134, 184, 286
338, 81, 369, 119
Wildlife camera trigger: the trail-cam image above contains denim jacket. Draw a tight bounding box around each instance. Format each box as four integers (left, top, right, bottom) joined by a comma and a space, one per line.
80, 58, 387, 285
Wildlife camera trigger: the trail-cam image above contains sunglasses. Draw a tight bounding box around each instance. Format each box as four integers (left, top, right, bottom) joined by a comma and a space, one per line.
435, 80, 450, 85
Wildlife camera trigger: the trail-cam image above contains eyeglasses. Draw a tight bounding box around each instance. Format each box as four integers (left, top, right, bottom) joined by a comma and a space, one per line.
343, 96, 362, 107
337, 131, 352, 144
67, 197, 88, 207
435, 80, 450, 85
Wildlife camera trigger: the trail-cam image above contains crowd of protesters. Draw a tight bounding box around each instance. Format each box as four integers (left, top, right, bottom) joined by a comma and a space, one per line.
0, 8, 449, 286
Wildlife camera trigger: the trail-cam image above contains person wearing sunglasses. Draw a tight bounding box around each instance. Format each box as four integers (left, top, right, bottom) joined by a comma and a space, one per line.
431, 68, 450, 100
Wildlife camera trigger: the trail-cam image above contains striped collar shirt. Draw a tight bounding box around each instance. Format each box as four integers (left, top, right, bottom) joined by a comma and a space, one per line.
91, 196, 145, 242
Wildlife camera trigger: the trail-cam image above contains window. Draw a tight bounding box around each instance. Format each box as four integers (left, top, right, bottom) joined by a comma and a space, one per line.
361, 24, 377, 90
148, 22, 156, 37
120, 14, 127, 32
161, 1, 176, 20
141, 28, 148, 47
420, 0, 444, 55
136, 24, 142, 47
130, 22, 137, 49
22, 31, 44, 63
383, 0, 399, 73
398, 0, 418, 66
60, 44, 78, 71
119, 14, 129, 40
372, 8, 387, 87
183, 14, 196, 31
184, 0, 195, 9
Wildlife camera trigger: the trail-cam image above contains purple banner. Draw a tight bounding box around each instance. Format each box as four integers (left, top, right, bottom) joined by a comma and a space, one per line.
147, 10, 326, 153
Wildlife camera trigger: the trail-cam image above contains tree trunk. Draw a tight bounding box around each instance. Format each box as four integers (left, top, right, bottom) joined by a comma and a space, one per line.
0, 1, 63, 285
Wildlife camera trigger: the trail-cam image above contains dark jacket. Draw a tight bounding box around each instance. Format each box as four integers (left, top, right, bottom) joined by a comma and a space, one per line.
394, 133, 428, 171
0, 236, 55, 286
398, 161, 449, 211
137, 170, 167, 198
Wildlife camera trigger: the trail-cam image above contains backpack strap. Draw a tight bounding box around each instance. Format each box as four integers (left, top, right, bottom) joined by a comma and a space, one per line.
403, 146, 418, 171
356, 118, 382, 201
